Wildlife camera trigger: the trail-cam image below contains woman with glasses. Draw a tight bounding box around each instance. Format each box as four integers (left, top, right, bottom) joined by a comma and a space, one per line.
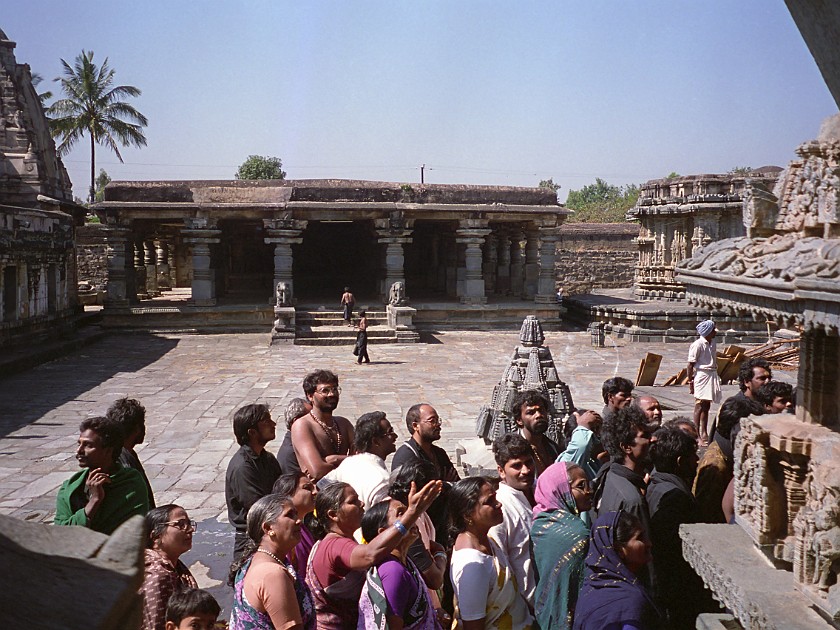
530, 462, 592, 629
141, 504, 199, 630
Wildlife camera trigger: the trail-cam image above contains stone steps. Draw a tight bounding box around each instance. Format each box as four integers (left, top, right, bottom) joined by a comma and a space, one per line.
293, 309, 397, 345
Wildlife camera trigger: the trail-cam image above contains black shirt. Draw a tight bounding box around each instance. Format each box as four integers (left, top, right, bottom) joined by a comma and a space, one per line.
119, 447, 155, 509
391, 437, 459, 545
225, 444, 282, 532
276, 432, 301, 475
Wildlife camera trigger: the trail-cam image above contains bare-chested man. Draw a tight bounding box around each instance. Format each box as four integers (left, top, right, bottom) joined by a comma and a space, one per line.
292, 369, 355, 480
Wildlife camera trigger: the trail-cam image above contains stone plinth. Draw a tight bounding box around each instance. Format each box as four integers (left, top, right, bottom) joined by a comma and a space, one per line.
270, 306, 296, 344
386, 304, 420, 343
0, 513, 145, 629
680, 523, 835, 629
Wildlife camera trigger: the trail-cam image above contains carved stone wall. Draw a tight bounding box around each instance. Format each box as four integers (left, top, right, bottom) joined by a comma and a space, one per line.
76, 223, 109, 290
0, 29, 83, 348
677, 116, 840, 626
554, 223, 637, 295
630, 170, 780, 300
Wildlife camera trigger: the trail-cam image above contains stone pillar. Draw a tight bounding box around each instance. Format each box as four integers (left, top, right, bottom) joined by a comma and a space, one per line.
156, 241, 171, 291
376, 219, 413, 302
524, 227, 540, 299
483, 232, 497, 295
134, 237, 147, 299
509, 229, 525, 297
535, 228, 562, 304
167, 242, 177, 288
264, 218, 307, 305
496, 230, 512, 295
104, 227, 132, 308
182, 219, 222, 306
796, 329, 840, 428
144, 240, 159, 297
456, 220, 491, 304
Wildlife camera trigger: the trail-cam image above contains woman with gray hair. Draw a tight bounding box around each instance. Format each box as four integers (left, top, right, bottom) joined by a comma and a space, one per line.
276, 398, 313, 475
229, 493, 315, 629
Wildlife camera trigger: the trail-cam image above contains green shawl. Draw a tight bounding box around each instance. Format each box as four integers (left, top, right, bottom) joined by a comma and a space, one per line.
54, 463, 149, 535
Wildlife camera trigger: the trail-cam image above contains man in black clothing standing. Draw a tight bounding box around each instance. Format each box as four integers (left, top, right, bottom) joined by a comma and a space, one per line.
592, 404, 652, 536
647, 426, 717, 628
392, 403, 459, 541
225, 403, 282, 560
107, 397, 155, 508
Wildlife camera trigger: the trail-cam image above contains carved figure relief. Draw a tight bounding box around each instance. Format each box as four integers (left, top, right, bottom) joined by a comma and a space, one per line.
388, 281, 406, 306
275, 281, 291, 307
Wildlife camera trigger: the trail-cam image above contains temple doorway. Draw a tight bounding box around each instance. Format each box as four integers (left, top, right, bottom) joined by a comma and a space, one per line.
220, 220, 273, 300
294, 220, 379, 302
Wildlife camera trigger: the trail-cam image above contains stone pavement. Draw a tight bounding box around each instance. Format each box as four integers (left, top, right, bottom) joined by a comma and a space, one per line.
0, 329, 797, 612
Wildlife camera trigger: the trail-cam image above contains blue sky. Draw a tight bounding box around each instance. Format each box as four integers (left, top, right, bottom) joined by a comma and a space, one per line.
6, 1, 837, 201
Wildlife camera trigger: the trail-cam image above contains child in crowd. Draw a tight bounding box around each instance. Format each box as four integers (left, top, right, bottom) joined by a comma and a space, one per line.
164, 588, 221, 630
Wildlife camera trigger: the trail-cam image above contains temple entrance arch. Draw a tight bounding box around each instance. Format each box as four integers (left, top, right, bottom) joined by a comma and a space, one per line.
294, 220, 379, 302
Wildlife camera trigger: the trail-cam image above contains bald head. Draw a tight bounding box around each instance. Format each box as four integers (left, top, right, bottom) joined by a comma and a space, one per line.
635, 395, 662, 428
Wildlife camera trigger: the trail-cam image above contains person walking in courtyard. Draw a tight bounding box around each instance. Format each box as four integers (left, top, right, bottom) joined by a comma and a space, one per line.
354, 310, 370, 364
686, 320, 721, 447
341, 286, 355, 326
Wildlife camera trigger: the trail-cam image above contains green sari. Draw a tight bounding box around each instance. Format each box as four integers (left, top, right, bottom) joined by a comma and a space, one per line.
530, 461, 590, 630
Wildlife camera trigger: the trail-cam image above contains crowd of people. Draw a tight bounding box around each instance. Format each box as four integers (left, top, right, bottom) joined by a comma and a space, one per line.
52, 320, 795, 629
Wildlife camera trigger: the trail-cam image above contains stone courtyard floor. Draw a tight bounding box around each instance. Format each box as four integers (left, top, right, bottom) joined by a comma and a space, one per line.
0, 329, 797, 612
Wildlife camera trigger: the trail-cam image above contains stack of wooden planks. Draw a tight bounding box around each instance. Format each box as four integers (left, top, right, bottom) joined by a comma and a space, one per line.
742, 337, 800, 370
662, 338, 800, 386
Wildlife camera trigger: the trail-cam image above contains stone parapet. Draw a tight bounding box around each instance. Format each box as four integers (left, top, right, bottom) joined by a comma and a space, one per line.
680, 523, 835, 629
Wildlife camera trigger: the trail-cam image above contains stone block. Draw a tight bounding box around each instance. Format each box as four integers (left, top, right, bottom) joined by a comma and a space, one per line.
0, 513, 144, 629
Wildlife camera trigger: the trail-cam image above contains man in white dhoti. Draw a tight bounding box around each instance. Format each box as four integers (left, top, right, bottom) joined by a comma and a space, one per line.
686, 320, 721, 446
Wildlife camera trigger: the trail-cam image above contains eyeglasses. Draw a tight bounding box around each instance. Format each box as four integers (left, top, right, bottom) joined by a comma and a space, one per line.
165, 519, 197, 531
423, 417, 442, 426
315, 386, 341, 396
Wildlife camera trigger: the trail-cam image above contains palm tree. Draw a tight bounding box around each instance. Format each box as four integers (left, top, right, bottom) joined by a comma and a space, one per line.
48, 50, 148, 203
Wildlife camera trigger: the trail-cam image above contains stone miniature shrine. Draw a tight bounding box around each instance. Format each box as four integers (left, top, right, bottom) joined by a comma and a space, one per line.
475, 315, 574, 445
677, 114, 840, 629
0, 28, 85, 349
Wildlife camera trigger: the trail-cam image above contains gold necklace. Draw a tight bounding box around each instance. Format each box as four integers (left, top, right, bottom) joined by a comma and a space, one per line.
310, 411, 342, 452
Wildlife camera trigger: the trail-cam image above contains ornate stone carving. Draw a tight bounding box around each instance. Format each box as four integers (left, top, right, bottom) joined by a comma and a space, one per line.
629, 170, 779, 300
475, 316, 574, 444
275, 281, 291, 307
388, 281, 406, 306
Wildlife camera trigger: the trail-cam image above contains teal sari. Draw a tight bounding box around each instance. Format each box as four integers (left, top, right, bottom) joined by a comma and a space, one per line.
530, 462, 590, 630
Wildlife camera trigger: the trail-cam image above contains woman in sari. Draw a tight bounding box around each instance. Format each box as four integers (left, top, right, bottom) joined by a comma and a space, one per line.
530, 462, 592, 629
272, 472, 318, 578
449, 477, 533, 630
572, 510, 662, 630
228, 493, 314, 630
305, 480, 441, 630
358, 499, 439, 629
